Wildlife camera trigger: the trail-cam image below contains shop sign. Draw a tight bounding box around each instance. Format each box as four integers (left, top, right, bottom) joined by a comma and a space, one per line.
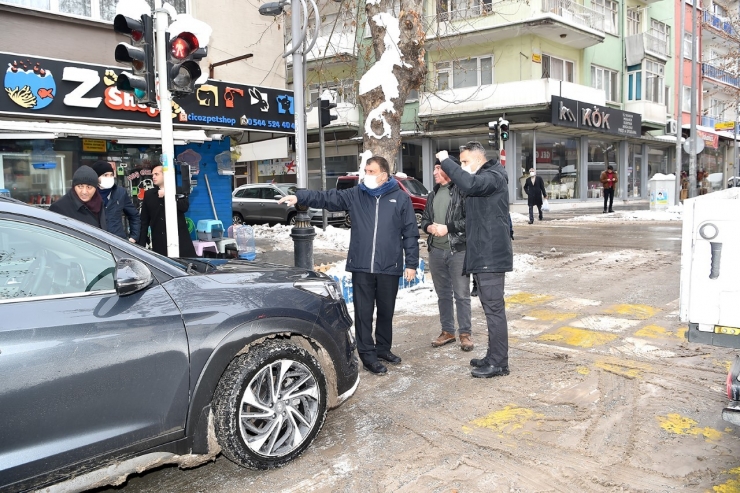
82, 139, 106, 152
715, 121, 735, 131
535, 149, 552, 163
551, 96, 640, 138
1, 51, 294, 135
532, 54, 542, 63
697, 129, 719, 149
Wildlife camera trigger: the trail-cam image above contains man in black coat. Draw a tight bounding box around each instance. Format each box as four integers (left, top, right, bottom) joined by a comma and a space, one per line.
279, 155, 419, 375
523, 167, 547, 224
138, 165, 197, 258
50, 166, 106, 230
437, 141, 513, 378
91, 161, 140, 243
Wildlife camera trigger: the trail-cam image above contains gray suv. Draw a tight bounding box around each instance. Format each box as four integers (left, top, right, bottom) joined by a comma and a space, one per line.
0, 197, 358, 492
232, 184, 345, 227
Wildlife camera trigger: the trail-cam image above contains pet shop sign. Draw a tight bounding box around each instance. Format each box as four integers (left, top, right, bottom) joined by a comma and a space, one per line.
1, 51, 294, 135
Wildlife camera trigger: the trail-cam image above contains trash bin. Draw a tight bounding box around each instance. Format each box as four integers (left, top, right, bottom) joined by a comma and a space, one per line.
648, 173, 676, 210
680, 187, 740, 347
233, 225, 256, 261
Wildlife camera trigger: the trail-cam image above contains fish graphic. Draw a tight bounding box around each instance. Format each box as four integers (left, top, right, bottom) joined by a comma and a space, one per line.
37, 88, 54, 99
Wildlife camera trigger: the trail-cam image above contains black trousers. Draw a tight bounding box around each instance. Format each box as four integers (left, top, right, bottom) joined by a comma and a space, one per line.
603, 187, 615, 211
352, 272, 400, 364
474, 272, 509, 368
528, 204, 542, 222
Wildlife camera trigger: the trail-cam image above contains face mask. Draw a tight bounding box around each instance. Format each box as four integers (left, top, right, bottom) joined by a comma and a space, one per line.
530, 172, 536, 177
462, 164, 475, 175
99, 176, 115, 189
363, 175, 380, 189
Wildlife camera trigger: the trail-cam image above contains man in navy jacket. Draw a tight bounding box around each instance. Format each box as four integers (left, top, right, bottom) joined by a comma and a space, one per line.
279, 155, 419, 375
92, 161, 140, 243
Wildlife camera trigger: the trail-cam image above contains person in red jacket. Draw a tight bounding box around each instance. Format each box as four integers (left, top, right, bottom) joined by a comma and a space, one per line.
600, 165, 618, 213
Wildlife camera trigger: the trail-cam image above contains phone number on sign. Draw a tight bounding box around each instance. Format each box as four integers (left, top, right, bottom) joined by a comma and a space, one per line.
245, 119, 294, 129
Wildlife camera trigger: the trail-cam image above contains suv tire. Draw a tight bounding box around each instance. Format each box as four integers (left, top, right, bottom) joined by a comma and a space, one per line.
213, 341, 327, 470
414, 211, 422, 228
233, 212, 244, 226
287, 212, 297, 226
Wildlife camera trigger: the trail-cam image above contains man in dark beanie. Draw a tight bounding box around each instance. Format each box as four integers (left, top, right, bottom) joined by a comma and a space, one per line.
91, 160, 140, 242
50, 165, 106, 229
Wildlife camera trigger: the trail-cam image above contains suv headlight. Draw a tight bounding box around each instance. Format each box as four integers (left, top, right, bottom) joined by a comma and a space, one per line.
294, 278, 342, 300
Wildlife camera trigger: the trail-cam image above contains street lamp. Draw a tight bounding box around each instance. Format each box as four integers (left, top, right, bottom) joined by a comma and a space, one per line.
259, 0, 320, 270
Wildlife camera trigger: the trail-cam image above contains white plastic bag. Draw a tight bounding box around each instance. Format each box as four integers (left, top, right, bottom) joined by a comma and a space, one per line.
541, 199, 550, 212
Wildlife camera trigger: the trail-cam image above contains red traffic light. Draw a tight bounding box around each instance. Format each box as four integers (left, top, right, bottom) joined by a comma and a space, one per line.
170, 32, 199, 60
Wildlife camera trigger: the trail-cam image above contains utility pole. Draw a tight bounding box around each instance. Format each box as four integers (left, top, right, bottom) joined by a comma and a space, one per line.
675, 0, 685, 206
689, 0, 698, 197
318, 85, 327, 231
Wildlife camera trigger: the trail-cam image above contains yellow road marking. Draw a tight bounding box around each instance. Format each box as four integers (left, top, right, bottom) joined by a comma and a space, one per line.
576, 366, 590, 375
712, 466, 740, 492
525, 309, 578, 323
594, 356, 652, 379
538, 327, 618, 348
657, 413, 722, 442
605, 304, 660, 320
634, 324, 685, 340
505, 293, 554, 307
470, 405, 543, 435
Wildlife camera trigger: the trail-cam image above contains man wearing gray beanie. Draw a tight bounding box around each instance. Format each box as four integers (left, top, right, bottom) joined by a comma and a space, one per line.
91, 160, 140, 242
50, 166, 106, 229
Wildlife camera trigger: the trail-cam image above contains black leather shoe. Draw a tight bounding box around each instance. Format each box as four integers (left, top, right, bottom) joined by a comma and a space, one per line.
377, 351, 401, 364
528, 220, 533, 224
608, 209, 614, 213
471, 365, 510, 378
470, 358, 488, 368
363, 361, 387, 374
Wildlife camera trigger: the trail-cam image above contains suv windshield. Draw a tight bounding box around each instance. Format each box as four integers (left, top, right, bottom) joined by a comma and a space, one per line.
402, 178, 428, 196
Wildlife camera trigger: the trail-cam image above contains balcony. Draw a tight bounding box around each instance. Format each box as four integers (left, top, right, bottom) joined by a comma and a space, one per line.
624, 100, 667, 127
418, 78, 605, 120
702, 116, 720, 128
643, 30, 670, 59
287, 30, 356, 66
703, 10, 735, 37
423, 0, 604, 49
702, 63, 740, 88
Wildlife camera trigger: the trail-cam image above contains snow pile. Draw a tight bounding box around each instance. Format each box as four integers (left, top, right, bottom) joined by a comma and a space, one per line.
557, 205, 682, 223
509, 253, 538, 280
253, 224, 350, 251
510, 212, 530, 223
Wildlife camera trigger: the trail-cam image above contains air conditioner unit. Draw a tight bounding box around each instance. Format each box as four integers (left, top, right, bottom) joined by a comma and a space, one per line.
666, 119, 678, 135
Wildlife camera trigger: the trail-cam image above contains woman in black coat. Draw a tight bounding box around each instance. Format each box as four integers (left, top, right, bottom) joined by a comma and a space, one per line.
137, 165, 197, 258
523, 167, 547, 224
50, 166, 107, 230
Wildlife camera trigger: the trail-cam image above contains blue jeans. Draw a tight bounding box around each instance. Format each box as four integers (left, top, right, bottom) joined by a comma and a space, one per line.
429, 246, 471, 335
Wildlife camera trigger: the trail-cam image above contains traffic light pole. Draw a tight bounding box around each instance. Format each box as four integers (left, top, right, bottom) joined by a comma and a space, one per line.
289, 0, 315, 269
153, 0, 180, 257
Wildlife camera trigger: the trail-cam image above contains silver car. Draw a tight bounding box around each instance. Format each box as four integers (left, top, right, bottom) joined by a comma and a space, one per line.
232, 183, 345, 227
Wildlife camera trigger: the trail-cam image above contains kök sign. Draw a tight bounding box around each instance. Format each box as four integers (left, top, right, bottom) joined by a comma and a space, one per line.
551, 95, 640, 138
2, 52, 295, 135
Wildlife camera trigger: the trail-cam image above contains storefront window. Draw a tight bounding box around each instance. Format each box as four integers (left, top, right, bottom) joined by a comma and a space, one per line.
401, 142, 422, 179
698, 145, 725, 192
534, 132, 579, 200
0, 139, 74, 207
587, 139, 619, 199
648, 147, 669, 178
516, 131, 534, 201
627, 144, 642, 197
308, 155, 357, 190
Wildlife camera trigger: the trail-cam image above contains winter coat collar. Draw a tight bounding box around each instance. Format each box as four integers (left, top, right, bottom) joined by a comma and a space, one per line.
359, 175, 399, 197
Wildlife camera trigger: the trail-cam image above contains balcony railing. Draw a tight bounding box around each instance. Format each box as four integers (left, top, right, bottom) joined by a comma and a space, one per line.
644, 29, 670, 57
703, 10, 736, 37
541, 0, 605, 32
702, 116, 720, 128
427, 2, 493, 23
702, 63, 740, 88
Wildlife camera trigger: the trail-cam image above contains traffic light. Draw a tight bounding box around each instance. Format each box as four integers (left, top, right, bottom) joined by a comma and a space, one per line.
167, 31, 207, 97
488, 120, 499, 149
114, 14, 156, 106
319, 98, 338, 127
499, 118, 510, 142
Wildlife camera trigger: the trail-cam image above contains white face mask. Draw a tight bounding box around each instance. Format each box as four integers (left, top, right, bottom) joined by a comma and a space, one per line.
462, 164, 476, 175
99, 176, 115, 189
363, 174, 380, 189
530, 171, 536, 177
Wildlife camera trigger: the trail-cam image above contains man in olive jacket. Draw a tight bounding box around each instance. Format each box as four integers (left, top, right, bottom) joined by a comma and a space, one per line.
437, 141, 513, 378
279, 155, 419, 376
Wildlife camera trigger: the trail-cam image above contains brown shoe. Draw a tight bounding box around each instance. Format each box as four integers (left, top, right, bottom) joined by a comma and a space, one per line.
460, 333, 474, 352
431, 331, 456, 347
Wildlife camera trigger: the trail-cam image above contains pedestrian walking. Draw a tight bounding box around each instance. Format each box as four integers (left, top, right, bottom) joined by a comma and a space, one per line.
279, 155, 419, 375
138, 165, 197, 257
523, 167, 547, 224
91, 161, 140, 243
436, 142, 513, 378
421, 158, 473, 352
50, 166, 106, 230
600, 165, 618, 213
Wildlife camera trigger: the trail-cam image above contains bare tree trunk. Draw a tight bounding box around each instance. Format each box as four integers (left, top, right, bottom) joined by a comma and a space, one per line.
358, 0, 425, 172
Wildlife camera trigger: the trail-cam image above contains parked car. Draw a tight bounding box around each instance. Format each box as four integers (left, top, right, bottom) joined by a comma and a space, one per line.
335, 172, 428, 227
232, 183, 345, 227
0, 196, 359, 492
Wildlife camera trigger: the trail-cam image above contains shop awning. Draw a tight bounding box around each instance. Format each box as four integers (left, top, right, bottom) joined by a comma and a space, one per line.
0, 119, 211, 145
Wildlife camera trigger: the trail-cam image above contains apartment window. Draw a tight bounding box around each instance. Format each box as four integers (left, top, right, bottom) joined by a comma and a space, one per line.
627, 8, 642, 36
710, 99, 727, 119
591, 65, 619, 102
683, 32, 698, 60
437, 0, 492, 20
683, 86, 697, 112
542, 55, 574, 82
10, 0, 186, 20
645, 60, 665, 104
436, 56, 494, 90
592, 0, 618, 35
648, 19, 670, 55
308, 79, 356, 106
713, 2, 728, 19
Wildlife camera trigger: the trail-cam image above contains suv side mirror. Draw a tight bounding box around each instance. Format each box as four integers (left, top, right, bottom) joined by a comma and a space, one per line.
114, 258, 153, 296
274, 194, 283, 200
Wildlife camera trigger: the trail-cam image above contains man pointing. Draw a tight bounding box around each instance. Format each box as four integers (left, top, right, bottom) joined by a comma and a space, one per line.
279, 155, 419, 375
